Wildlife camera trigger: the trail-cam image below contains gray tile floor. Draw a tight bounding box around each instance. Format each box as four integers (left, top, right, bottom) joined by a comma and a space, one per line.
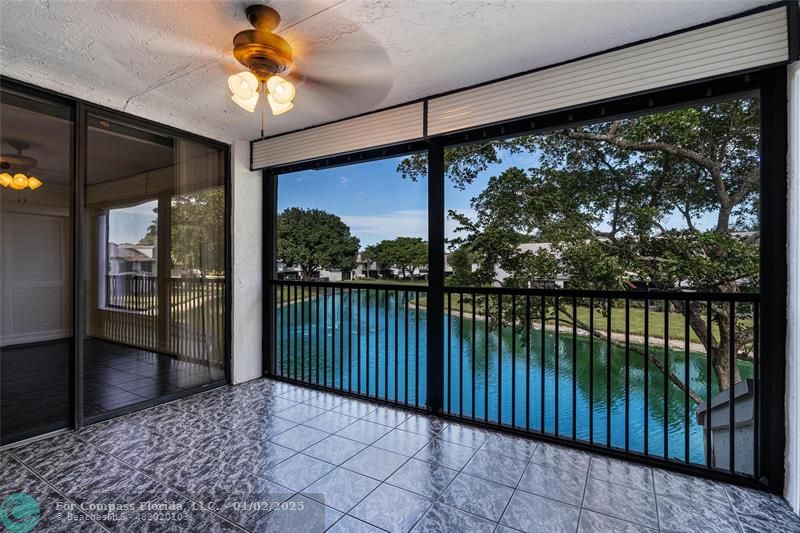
3, 378, 799, 532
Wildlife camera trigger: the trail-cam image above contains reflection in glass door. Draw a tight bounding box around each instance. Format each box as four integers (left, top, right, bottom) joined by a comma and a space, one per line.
0, 89, 74, 444
83, 115, 226, 418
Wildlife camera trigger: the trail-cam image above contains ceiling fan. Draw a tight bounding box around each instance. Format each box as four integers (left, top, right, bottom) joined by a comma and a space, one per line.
0, 141, 43, 191
228, 5, 299, 137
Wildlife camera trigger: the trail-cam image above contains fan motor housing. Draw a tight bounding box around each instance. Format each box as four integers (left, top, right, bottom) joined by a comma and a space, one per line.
233, 5, 292, 81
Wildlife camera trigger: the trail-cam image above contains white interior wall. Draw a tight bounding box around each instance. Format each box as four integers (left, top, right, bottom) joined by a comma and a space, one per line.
231, 139, 263, 384
787, 59, 800, 516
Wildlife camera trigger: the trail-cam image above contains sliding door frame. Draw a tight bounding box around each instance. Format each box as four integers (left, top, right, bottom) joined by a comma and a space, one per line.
0, 75, 233, 434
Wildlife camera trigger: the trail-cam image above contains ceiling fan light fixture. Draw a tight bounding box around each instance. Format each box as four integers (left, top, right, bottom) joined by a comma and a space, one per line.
27, 176, 43, 190
231, 92, 259, 113
268, 94, 294, 116
0, 173, 11, 187
228, 71, 258, 99
9, 173, 29, 191
267, 75, 295, 104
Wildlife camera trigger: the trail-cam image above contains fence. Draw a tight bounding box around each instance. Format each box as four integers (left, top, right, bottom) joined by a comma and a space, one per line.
272, 279, 760, 480
101, 275, 225, 365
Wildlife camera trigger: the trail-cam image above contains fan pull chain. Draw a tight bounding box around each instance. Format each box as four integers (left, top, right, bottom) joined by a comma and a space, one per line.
260, 79, 266, 139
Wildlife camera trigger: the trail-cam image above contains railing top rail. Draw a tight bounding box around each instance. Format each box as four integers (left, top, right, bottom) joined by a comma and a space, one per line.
444, 285, 760, 302
272, 279, 759, 302
275, 280, 428, 292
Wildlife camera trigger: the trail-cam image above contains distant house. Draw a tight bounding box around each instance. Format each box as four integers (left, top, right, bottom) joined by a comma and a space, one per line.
107, 243, 157, 276
492, 242, 568, 288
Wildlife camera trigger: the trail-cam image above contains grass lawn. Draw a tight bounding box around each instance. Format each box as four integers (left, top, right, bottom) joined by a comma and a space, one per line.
273, 281, 753, 343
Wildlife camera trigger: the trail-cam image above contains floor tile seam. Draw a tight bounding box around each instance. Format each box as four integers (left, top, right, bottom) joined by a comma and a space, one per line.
721, 484, 749, 533
17, 437, 251, 531
7, 450, 115, 533
75, 423, 299, 513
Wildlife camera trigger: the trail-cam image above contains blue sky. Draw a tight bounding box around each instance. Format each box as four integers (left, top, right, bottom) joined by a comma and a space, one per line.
109, 200, 157, 244
277, 149, 720, 250
277, 153, 532, 248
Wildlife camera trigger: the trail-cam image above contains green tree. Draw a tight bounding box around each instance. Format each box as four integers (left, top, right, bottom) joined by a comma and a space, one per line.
137, 188, 225, 274
400, 97, 760, 393
277, 208, 360, 280
363, 237, 427, 279
447, 245, 477, 286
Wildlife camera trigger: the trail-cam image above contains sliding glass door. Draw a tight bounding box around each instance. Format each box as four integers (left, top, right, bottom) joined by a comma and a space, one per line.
83, 113, 227, 418
0, 89, 74, 444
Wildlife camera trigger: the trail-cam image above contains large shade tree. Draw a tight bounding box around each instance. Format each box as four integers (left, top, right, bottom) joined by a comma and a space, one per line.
277, 208, 360, 280
399, 96, 760, 394
363, 237, 428, 279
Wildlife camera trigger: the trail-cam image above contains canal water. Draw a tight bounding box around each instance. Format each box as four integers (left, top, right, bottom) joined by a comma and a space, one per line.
275, 290, 752, 465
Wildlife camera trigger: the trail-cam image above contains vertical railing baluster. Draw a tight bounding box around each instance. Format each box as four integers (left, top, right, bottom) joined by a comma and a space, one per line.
385, 289, 389, 401
554, 295, 559, 436
405, 290, 409, 405
606, 298, 612, 448
526, 294, 531, 432
359, 288, 363, 395
753, 302, 760, 478
346, 287, 351, 392
324, 287, 329, 387
316, 285, 320, 385
485, 293, 490, 423
644, 295, 650, 455
572, 296, 577, 440
459, 292, 464, 418
511, 294, 517, 428
498, 294, 503, 425
729, 300, 736, 474
625, 297, 630, 452
415, 290, 420, 408
664, 298, 669, 460
395, 289, 399, 403
706, 301, 712, 469
684, 300, 691, 464
589, 296, 594, 444
366, 288, 370, 396
447, 291, 452, 414
274, 284, 278, 377
294, 284, 299, 381
541, 295, 546, 433
472, 293, 477, 420
376, 288, 380, 398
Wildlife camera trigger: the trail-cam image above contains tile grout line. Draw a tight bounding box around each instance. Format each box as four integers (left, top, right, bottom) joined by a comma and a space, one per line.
7, 451, 115, 533
404, 425, 491, 531
72, 433, 253, 531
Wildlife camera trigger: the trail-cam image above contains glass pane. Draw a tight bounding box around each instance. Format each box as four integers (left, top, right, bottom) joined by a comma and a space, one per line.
0, 89, 74, 444
84, 115, 226, 418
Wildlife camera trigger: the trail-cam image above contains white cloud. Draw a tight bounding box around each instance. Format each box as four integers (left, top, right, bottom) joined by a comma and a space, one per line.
339, 176, 350, 186
340, 208, 478, 246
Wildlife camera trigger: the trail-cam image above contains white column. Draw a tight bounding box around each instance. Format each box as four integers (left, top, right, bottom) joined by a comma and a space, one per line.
786, 60, 800, 516
231, 138, 263, 383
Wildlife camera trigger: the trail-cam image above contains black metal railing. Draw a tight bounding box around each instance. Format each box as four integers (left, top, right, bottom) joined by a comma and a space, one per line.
273, 280, 427, 407
101, 276, 225, 365
271, 280, 760, 479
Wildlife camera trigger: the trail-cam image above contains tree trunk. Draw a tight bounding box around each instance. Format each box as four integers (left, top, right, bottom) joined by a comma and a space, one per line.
676, 301, 741, 393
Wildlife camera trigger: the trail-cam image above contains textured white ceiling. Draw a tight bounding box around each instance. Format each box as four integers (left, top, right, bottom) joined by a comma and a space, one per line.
0, 0, 773, 144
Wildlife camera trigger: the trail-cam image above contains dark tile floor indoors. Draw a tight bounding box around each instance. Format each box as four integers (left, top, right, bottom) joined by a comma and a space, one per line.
3, 378, 799, 532
1, 338, 223, 444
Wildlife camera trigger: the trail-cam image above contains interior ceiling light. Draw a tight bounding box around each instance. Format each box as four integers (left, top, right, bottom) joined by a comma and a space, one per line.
229, 5, 297, 137
0, 141, 42, 191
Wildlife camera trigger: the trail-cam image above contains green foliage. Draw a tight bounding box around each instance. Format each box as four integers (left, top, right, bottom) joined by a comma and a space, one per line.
447, 245, 477, 286
439, 97, 760, 295
277, 208, 360, 279
363, 237, 427, 278
138, 188, 225, 273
